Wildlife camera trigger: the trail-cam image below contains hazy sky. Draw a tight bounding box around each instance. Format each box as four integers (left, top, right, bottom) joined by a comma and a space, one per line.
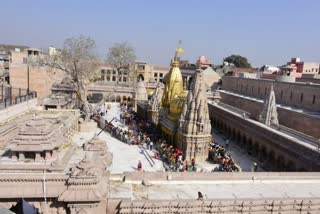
1, 0, 320, 67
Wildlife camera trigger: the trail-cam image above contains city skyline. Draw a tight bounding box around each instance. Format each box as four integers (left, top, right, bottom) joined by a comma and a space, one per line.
1, 0, 320, 67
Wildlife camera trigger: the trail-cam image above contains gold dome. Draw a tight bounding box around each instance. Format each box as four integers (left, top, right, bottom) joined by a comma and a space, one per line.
168, 90, 187, 120
161, 46, 187, 120
161, 54, 184, 108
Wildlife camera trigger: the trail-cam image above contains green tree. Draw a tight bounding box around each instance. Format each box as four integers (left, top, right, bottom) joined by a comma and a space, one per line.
223, 55, 252, 68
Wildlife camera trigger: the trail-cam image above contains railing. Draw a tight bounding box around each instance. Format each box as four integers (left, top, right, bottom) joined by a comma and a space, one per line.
0, 85, 37, 110
273, 124, 320, 148
215, 102, 251, 118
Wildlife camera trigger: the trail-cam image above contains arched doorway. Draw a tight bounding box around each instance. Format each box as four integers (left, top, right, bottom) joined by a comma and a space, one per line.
287, 160, 296, 172
247, 139, 253, 155
231, 128, 236, 140
137, 74, 144, 81
241, 134, 247, 147
253, 142, 260, 157
236, 131, 241, 143
260, 146, 267, 162
276, 155, 285, 171
268, 150, 276, 169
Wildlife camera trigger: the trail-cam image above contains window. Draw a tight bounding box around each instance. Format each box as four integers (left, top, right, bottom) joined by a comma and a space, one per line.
107, 70, 111, 74
154, 73, 158, 77
112, 76, 116, 81
300, 93, 303, 103
313, 95, 316, 104
101, 69, 105, 80
123, 77, 127, 82
137, 65, 145, 70
159, 73, 163, 77
112, 70, 116, 75
107, 76, 110, 81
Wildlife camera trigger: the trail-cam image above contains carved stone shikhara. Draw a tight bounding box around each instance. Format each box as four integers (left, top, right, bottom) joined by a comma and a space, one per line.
259, 84, 279, 127
0, 109, 111, 213
141, 50, 212, 162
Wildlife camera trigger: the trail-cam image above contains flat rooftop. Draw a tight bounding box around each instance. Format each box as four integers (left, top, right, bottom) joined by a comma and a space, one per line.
110, 172, 320, 200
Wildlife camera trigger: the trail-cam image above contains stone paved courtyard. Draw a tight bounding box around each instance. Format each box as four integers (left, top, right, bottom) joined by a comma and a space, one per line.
88, 102, 264, 173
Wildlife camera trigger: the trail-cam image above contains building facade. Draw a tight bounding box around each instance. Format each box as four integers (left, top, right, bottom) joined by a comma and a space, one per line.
0, 45, 64, 98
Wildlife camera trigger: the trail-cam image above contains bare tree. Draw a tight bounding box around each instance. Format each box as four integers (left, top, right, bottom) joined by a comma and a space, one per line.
106, 42, 136, 83
38, 36, 99, 121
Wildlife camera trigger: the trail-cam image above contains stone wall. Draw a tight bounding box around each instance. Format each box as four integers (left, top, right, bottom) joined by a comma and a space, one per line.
123, 171, 320, 183
208, 103, 320, 171
220, 91, 320, 139
115, 172, 320, 213
10, 64, 63, 98
221, 76, 320, 111
117, 198, 320, 214
0, 98, 38, 122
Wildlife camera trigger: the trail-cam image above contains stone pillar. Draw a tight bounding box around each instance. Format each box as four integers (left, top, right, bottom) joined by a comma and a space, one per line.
11, 151, 17, 160
51, 150, 57, 159
18, 152, 25, 161
35, 152, 42, 161
45, 151, 51, 160
57, 207, 66, 214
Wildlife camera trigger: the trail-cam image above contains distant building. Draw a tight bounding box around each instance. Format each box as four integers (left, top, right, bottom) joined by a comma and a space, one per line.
196, 55, 213, 68
94, 55, 219, 100
260, 57, 320, 80
0, 44, 64, 98
288, 57, 320, 75
232, 67, 258, 78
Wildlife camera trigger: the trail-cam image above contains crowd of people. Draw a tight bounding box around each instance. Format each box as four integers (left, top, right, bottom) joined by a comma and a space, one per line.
92, 101, 241, 173
98, 102, 159, 150
209, 142, 241, 172
158, 141, 197, 172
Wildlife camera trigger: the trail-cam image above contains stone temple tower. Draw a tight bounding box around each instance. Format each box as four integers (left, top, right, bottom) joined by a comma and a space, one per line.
259, 84, 279, 127
133, 78, 148, 111
178, 69, 212, 162
147, 82, 164, 124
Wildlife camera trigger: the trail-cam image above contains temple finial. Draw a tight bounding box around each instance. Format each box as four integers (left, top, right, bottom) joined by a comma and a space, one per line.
173, 40, 184, 66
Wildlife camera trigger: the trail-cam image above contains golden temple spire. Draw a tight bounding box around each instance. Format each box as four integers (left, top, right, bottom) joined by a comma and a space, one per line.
172, 40, 184, 67
161, 42, 185, 109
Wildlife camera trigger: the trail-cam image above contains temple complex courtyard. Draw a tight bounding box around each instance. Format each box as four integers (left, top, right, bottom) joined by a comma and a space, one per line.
90, 102, 264, 173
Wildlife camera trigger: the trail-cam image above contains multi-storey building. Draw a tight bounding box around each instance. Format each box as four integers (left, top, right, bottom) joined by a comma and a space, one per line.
0, 45, 64, 98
